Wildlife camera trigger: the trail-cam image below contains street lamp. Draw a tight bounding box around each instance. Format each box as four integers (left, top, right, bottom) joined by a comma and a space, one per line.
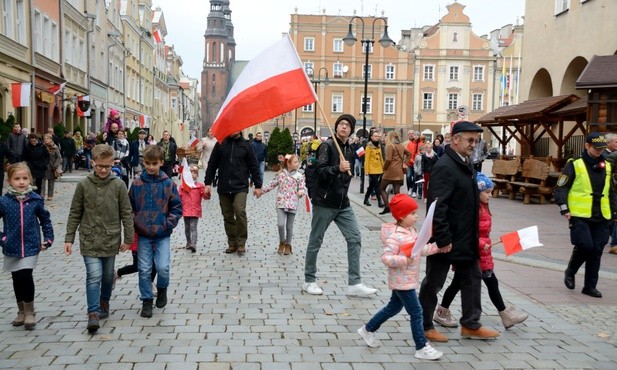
343, 16, 394, 193
306, 66, 330, 135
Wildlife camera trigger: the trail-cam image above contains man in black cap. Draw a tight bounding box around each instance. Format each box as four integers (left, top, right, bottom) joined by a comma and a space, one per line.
556, 132, 617, 298
130, 129, 149, 177
302, 113, 377, 297
419, 120, 500, 342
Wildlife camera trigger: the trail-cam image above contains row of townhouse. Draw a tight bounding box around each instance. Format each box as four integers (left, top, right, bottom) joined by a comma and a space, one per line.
0, 0, 200, 145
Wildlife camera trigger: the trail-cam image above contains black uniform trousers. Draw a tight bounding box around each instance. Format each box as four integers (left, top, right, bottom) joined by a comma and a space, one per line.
566, 217, 610, 289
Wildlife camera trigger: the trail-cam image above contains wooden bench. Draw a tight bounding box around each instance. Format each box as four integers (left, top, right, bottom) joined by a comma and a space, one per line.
491, 159, 520, 198
507, 159, 551, 204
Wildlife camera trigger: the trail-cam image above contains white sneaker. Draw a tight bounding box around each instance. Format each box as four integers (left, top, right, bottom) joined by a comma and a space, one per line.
347, 283, 377, 297
357, 325, 382, 348
302, 282, 323, 295
415, 343, 443, 360
411, 192, 417, 198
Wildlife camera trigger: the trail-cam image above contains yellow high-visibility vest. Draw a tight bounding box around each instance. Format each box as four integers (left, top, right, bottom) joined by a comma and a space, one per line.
568, 159, 611, 219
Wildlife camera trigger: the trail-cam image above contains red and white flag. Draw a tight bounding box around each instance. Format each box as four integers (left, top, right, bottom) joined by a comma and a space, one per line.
153, 29, 162, 43
180, 158, 196, 193
305, 195, 313, 214
411, 199, 436, 257
48, 82, 66, 95
76, 95, 91, 117
11, 82, 31, 107
500, 225, 543, 256
355, 146, 365, 158
211, 35, 317, 142
188, 137, 199, 148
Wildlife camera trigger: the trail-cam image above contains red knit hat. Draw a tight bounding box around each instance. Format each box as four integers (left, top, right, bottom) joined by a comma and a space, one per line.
389, 194, 418, 221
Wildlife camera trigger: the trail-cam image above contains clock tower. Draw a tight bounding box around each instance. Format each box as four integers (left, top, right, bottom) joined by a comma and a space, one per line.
201, 0, 236, 132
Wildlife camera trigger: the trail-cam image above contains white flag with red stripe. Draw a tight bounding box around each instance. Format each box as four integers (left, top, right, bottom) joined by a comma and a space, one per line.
11, 82, 31, 107
48, 82, 66, 95
211, 34, 316, 142
180, 158, 196, 193
500, 225, 543, 256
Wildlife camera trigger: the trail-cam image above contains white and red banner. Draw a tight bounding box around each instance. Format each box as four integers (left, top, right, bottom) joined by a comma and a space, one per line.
500, 225, 543, 256
211, 34, 317, 142
11, 82, 31, 107
180, 158, 196, 193
153, 29, 162, 43
48, 82, 66, 95
77, 95, 90, 117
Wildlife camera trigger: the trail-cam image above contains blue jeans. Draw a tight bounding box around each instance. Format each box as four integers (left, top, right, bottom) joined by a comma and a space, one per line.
83, 256, 115, 314
305, 205, 362, 285
137, 236, 171, 301
258, 161, 265, 183
84, 150, 92, 171
366, 289, 426, 350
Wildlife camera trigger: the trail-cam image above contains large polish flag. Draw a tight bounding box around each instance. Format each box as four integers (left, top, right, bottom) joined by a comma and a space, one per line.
11, 82, 31, 107
500, 225, 543, 256
211, 35, 317, 142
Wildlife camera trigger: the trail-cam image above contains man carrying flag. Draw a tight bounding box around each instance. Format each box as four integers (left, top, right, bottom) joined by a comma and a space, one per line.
556, 132, 617, 298
303, 114, 377, 297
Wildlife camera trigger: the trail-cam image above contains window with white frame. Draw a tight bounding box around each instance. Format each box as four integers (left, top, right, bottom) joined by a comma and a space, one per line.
449, 66, 459, 81
34, 10, 42, 52
384, 95, 395, 114
363, 64, 372, 79
302, 103, 314, 112
304, 62, 314, 76
385, 64, 395, 80
422, 93, 434, 110
2, 0, 14, 39
333, 62, 343, 77
332, 95, 343, 113
304, 37, 315, 51
361, 95, 372, 114
423, 65, 434, 81
473, 66, 484, 81
15, 0, 25, 44
472, 94, 484, 111
555, 0, 571, 14
43, 16, 50, 57
51, 22, 58, 61
448, 93, 459, 110
333, 38, 343, 52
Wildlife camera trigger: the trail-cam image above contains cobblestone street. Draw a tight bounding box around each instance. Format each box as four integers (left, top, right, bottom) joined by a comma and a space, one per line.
1, 167, 616, 369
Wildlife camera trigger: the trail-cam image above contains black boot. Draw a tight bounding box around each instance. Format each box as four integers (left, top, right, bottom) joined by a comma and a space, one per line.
156, 288, 167, 308
379, 206, 391, 215
363, 197, 371, 206
141, 300, 153, 318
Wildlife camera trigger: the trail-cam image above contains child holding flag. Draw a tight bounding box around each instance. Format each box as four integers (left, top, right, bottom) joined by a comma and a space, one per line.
434, 173, 528, 329
357, 194, 450, 360
258, 154, 306, 255
179, 164, 208, 253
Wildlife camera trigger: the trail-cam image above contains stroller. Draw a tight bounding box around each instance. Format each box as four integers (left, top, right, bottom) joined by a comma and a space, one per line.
73, 151, 87, 170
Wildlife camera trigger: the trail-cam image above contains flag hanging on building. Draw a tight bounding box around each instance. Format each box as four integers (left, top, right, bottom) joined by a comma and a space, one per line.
48, 82, 66, 95
76, 95, 91, 117
500, 225, 543, 256
211, 34, 317, 142
153, 29, 162, 43
11, 82, 31, 107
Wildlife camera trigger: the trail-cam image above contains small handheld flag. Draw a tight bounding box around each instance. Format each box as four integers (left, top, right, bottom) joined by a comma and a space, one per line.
356, 147, 365, 158
180, 158, 196, 193
500, 225, 543, 256
412, 199, 436, 257
305, 195, 312, 214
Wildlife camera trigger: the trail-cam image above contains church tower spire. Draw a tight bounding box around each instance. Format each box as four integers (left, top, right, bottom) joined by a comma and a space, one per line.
201, 0, 235, 131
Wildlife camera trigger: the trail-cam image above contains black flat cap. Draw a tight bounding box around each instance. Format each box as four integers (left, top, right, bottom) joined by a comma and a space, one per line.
451, 121, 483, 135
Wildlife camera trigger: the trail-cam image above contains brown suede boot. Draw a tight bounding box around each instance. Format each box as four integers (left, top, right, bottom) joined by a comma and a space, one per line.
23, 301, 36, 330
424, 328, 448, 342
236, 245, 246, 256
225, 245, 238, 253
460, 325, 500, 339
277, 241, 286, 254
12, 301, 25, 326
283, 242, 292, 255
498, 306, 529, 329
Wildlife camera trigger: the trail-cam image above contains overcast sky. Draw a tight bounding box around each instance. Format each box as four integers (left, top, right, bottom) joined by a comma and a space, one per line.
151, 0, 525, 81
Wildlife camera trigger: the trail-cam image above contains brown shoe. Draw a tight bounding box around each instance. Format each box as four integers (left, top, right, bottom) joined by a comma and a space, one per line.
609, 246, 617, 255
424, 328, 448, 342
460, 325, 500, 339
283, 242, 292, 255
277, 241, 286, 254
225, 245, 238, 253
236, 245, 246, 256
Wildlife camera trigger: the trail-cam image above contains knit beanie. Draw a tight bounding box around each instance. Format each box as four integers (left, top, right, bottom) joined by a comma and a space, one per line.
334, 114, 356, 133
476, 172, 494, 191
389, 193, 418, 221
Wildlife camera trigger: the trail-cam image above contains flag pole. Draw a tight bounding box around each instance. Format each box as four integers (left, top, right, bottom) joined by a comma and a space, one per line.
317, 102, 352, 176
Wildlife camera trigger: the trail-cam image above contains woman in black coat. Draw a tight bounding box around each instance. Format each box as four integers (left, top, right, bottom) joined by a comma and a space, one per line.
21, 133, 50, 194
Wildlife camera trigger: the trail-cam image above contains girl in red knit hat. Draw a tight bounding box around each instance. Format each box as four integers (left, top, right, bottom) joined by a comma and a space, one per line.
357, 193, 451, 360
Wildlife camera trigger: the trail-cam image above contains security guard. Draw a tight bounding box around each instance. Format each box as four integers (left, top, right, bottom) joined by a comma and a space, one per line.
555, 132, 617, 298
